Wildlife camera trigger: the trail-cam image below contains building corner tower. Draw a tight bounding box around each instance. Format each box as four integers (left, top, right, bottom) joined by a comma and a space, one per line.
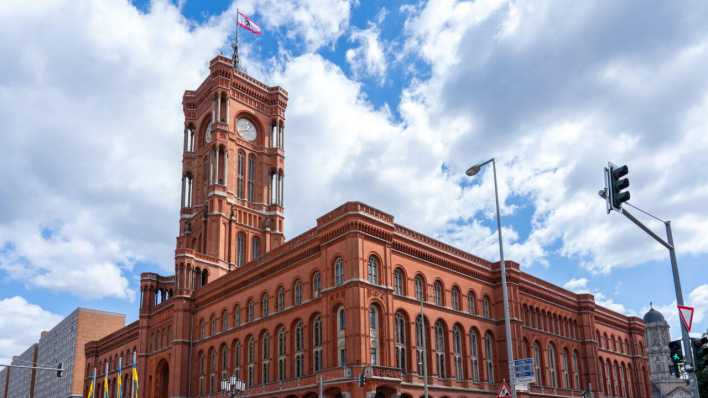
176, 55, 288, 290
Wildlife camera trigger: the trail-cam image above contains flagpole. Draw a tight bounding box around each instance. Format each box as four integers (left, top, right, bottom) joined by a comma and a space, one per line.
233, 8, 240, 70
92, 368, 97, 398
118, 357, 122, 398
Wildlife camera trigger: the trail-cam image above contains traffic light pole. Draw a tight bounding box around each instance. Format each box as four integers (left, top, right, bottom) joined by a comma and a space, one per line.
618, 207, 700, 398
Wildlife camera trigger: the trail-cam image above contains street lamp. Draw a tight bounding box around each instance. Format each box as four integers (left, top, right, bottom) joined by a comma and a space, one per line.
221, 376, 246, 398
466, 158, 517, 398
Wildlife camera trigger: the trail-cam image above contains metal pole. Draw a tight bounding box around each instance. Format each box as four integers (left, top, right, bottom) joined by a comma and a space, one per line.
665, 221, 701, 398
420, 297, 429, 398
492, 160, 517, 398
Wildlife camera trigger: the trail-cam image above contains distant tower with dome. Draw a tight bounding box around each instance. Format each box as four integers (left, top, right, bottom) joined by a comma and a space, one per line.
644, 304, 692, 397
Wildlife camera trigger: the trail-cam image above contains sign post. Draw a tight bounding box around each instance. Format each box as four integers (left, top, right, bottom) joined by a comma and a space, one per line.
678, 305, 694, 332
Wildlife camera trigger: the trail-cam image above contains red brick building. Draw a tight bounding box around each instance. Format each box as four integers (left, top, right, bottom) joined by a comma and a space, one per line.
83, 55, 650, 398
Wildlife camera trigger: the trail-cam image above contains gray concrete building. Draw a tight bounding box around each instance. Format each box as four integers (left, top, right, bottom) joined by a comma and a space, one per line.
644, 305, 692, 398
1, 308, 124, 398
6, 344, 37, 398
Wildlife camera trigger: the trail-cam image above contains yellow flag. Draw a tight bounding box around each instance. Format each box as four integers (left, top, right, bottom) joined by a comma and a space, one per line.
103, 374, 109, 398
86, 381, 94, 398
117, 374, 122, 398
132, 367, 139, 398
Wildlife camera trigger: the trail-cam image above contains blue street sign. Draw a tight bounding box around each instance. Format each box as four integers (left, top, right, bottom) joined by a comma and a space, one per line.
514, 358, 535, 383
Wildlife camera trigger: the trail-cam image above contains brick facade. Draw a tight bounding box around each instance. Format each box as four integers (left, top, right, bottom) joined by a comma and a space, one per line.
83, 55, 650, 398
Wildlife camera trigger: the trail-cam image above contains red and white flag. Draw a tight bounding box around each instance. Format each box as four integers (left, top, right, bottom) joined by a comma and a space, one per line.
238, 11, 262, 35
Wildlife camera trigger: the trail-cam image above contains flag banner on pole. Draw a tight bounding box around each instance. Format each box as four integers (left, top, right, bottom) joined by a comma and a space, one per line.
132, 353, 139, 398
87, 378, 94, 398
103, 365, 109, 398
117, 358, 122, 398
237, 11, 262, 35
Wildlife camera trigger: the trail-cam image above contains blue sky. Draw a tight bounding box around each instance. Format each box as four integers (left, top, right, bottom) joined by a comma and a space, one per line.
1, 0, 708, 364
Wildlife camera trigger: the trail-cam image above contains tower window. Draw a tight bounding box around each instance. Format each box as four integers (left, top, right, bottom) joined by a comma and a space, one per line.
247, 154, 255, 202
367, 255, 379, 285
334, 257, 344, 287
237, 151, 245, 199
237, 232, 246, 267
312, 271, 321, 298
251, 236, 260, 260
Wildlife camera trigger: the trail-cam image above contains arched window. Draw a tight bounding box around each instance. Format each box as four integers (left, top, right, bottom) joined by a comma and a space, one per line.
199, 319, 206, 339
294, 321, 304, 378
484, 333, 494, 383
222, 310, 228, 331
435, 321, 446, 378
395, 312, 406, 371
615, 362, 622, 396
234, 305, 241, 327
416, 316, 427, 376
276, 287, 285, 312
451, 287, 461, 311
468, 291, 477, 315
261, 293, 269, 318
367, 255, 379, 284
453, 325, 463, 381
312, 271, 321, 298
247, 337, 255, 387
561, 349, 570, 388
251, 236, 260, 260
237, 150, 245, 199
247, 300, 254, 322
533, 342, 542, 385
277, 328, 286, 382
604, 360, 611, 394
482, 296, 491, 318
198, 352, 205, 395
572, 350, 581, 389
202, 269, 209, 287
415, 275, 425, 301
210, 316, 217, 336
294, 280, 302, 305
220, 345, 228, 384
369, 306, 380, 365
237, 232, 246, 267
233, 340, 241, 378
393, 268, 404, 295
337, 307, 346, 367
247, 154, 255, 202
434, 281, 443, 306
262, 332, 270, 384
209, 348, 217, 393
469, 329, 480, 383
548, 343, 558, 388
334, 257, 344, 286
313, 315, 323, 372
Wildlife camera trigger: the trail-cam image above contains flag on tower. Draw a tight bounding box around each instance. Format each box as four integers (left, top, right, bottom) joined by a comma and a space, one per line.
86, 368, 95, 398
237, 11, 262, 35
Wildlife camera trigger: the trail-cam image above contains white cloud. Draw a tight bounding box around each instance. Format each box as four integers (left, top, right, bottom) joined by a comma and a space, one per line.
346, 23, 387, 82
563, 277, 589, 292
0, 0, 232, 298
0, 297, 62, 365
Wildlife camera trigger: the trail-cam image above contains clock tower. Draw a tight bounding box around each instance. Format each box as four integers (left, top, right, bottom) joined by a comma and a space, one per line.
175, 55, 287, 292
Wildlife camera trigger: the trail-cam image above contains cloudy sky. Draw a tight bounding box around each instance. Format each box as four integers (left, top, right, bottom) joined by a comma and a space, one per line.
1, 0, 708, 364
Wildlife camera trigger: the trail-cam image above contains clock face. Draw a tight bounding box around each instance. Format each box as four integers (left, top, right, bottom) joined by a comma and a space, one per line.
237, 118, 257, 141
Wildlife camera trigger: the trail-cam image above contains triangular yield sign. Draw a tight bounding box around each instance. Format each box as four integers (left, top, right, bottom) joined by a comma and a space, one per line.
678, 305, 695, 332
497, 382, 512, 397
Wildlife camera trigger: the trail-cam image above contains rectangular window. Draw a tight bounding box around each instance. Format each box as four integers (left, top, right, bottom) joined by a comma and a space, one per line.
237, 152, 245, 199
247, 155, 255, 202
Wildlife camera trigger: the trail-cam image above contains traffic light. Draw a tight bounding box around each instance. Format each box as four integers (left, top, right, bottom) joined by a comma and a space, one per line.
358, 372, 366, 387
56, 362, 63, 378
609, 164, 630, 209
669, 340, 684, 364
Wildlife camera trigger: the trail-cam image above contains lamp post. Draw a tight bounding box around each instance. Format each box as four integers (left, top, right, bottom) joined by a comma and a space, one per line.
221, 376, 246, 398
466, 158, 516, 398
